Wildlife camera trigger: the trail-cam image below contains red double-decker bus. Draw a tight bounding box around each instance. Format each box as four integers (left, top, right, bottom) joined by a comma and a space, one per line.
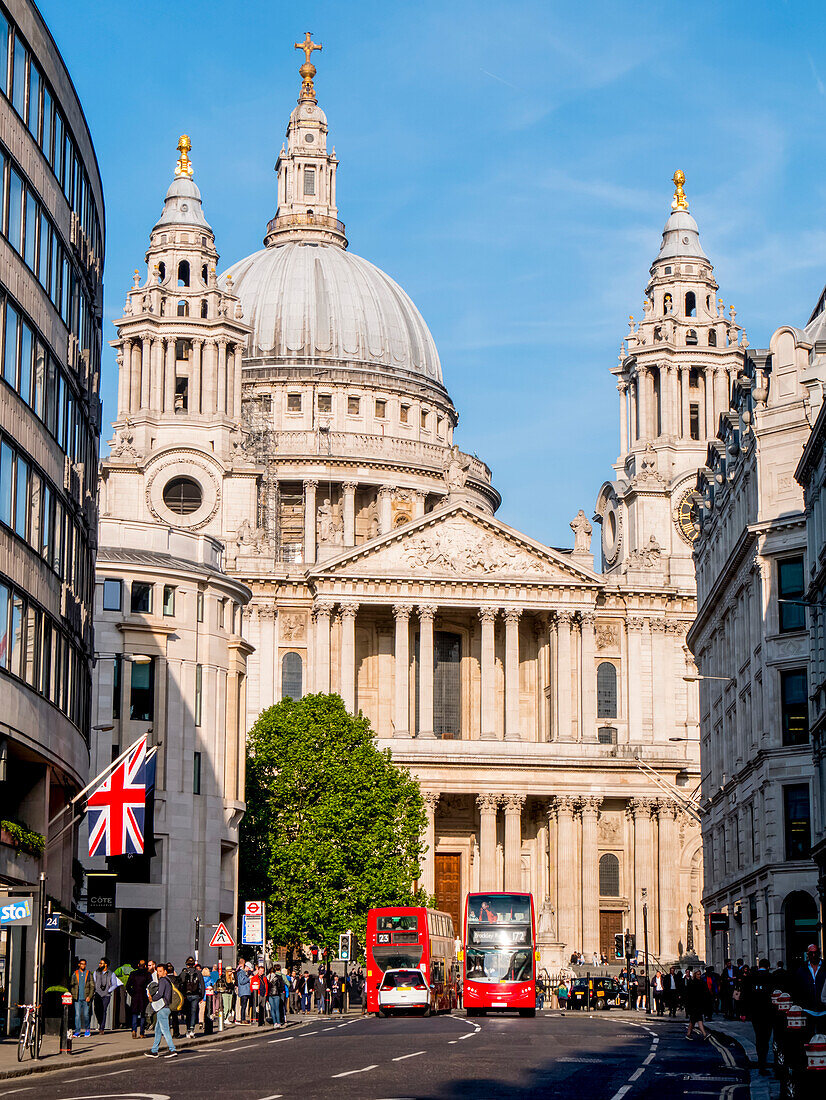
462, 892, 537, 1016
365, 906, 457, 1015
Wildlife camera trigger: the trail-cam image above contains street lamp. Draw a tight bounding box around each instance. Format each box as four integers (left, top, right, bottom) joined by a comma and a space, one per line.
669, 736, 700, 742
683, 673, 735, 683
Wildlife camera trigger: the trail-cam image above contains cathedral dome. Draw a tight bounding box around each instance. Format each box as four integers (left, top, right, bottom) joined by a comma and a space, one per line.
220, 241, 443, 384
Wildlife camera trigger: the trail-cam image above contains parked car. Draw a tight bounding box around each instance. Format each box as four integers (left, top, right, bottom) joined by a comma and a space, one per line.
567, 977, 620, 1010
376, 968, 431, 1017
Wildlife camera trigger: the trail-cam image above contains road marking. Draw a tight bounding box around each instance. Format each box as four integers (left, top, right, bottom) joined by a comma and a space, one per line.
458, 1031, 476, 1040
323, 1027, 336, 1032
629, 1067, 645, 1081
448, 1040, 458, 1044
643, 1053, 655, 1065
0, 1090, 35, 1097
257, 1094, 283, 1099
302, 1030, 319, 1036
708, 1035, 737, 1068
392, 1051, 425, 1061
331, 1064, 378, 1078
222, 1044, 254, 1051
609, 1087, 631, 1100
268, 1036, 294, 1044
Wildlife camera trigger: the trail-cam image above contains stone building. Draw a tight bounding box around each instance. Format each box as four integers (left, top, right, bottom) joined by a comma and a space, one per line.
794, 290, 826, 957
689, 300, 824, 968
0, 0, 104, 1020
96, 46, 719, 964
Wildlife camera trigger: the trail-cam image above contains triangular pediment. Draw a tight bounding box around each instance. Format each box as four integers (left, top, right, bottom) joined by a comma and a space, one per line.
310, 505, 601, 585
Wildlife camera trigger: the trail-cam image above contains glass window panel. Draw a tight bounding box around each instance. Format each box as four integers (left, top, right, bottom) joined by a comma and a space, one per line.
45, 357, 57, 434
63, 134, 71, 200
3, 302, 18, 386
0, 15, 8, 95
41, 86, 52, 164
112, 654, 121, 719
33, 341, 45, 417
24, 605, 38, 685
56, 371, 66, 448
18, 320, 32, 404
0, 440, 12, 526
53, 111, 63, 183
599, 853, 620, 897
52, 499, 64, 575
27, 61, 40, 138
779, 557, 805, 633
38, 212, 49, 289
14, 455, 28, 538
781, 669, 809, 746
433, 631, 461, 737
163, 585, 175, 616
597, 662, 618, 719
130, 658, 155, 721
50, 237, 59, 306
102, 578, 121, 611
195, 663, 202, 725
131, 582, 152, 613
28, 468, 41, 551
7, 168, 22, 252
40, 618, 51, 697
61, 254, 69, 322
11, 36, 26, 117
41, 482, 51, 560
9, 593, 23, 678
0, 581, 8, 669
784, 784, 811, 861
281, 652, 303, 700
24, 189, 37, 269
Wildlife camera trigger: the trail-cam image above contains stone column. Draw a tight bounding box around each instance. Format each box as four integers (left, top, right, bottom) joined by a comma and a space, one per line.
680, 366, 690, 439
378, 487, 394, 534
504, 608, 522, 740
630, 797, 654, 936
413, 490, 426, 519
203, 340, 217, 414
556, 611, 573, 741
163, 337, 176, 414
581, 796, 601, 957
150, 336, 163, 410
304, 480, 318, 565
231, 345, 243, 419
342, 482, 357, 546
339, 603, 359, 712
393, 605, 411, 737
627, 618, 645, 742
418, 605, 436, 738
651, 619, 670, 742
580, 612, 596, 742
658, 800, 679, 961
217, 338, 228, 414
226, 343, 235, 418
479, 607, 498, 740
477, 794, 500, 892
140, 335, 151, 408
618, 382, 628, 458
504, 794, 526, 891
313, 600, 333, 693
422, 791, 439, 895
660, 365, 672, 437
554, 796, 578, 951
714, 366, 729, 422
630, 379, 638, 443
189, 339, 202, 415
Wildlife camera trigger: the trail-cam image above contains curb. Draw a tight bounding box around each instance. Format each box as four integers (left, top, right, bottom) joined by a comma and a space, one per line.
709, 1026, 778, 1100
0, 1018, 313, 1082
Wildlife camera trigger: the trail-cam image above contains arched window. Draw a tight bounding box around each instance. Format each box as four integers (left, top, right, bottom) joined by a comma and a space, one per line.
708, 329, 717, 347
177, 260, 190, 287
685, 291, 696, 317
304, 167, 316, 196
599, 854, 620, 897
157, 261, 166, 282
597, 662, 617, 719
202, 263, 208, 285
177, 300, 188, 317
200, 299, 208, 318
282, 653, 303, 700
686, 328, 698, 345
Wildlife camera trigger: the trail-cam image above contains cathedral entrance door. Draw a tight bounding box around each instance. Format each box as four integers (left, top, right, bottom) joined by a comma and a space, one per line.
599, 910, 623, 960
435, 852, 461, 934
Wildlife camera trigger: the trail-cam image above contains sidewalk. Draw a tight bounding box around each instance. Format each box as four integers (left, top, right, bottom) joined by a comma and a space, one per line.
709, 1019, 780, 1100
0, 1010, 326, 1081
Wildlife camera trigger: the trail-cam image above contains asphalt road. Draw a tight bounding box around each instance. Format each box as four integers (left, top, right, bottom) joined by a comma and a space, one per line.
0, 1010, 751, 1099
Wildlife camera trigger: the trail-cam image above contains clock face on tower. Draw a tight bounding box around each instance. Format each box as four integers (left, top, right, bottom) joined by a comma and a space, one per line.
676, 490, 700, 543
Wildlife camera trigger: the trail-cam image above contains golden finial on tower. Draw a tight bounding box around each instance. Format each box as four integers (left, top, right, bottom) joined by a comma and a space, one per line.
295, 31, 322, 101
175, 134, 193, 179
671, 169, 689, 212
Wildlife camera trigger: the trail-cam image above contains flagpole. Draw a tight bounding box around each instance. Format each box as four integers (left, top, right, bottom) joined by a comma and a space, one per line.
47, 736, 151, 830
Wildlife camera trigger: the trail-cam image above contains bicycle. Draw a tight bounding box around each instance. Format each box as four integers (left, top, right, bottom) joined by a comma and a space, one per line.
17, 1003, 42, 1062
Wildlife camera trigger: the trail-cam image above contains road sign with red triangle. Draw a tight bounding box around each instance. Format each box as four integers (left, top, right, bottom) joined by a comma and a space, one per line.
209, 922, 235, 948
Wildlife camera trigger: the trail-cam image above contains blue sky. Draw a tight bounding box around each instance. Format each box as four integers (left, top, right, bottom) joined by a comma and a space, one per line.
41, 0, 826, 547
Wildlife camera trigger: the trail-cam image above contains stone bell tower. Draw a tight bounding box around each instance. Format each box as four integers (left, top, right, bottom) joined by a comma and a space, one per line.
595, 171, 748, 587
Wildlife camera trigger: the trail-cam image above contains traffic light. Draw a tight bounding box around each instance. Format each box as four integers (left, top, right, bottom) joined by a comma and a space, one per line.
311, 945, 319, 963
624, 932, 636, 958
614, 933, 624, 960
339, 933, 350, 961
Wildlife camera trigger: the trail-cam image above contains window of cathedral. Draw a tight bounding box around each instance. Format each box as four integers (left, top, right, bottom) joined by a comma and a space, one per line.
689, 368, 700, 388
708, 329, 717, 347
201, 263, 208, 284
598, 726, 617, 745
599, 853, 620, 897
177, 261, 190, 287
664, 266, 672, 275
174, 376, 188, 412
176, 299, 188, 317
318, 393, 332, 413
175, 339, 189, 360
162, 476, 202, 515
200, 299, 208, 318
597, 662, 618, 719
400, 403, 409, 424
158, 261, 166, 281
685, 291, 696, 317
375, 398, 386, 418
303, 167, 316, 196
287, 392, 302, 413
193, 750, 202, 793
689, 403, 700, 441
437, 418, 444, 438
420, 409, 428, 430
347, 395, 360, 416
282, 652, 303, 700
686, 329, 698, 345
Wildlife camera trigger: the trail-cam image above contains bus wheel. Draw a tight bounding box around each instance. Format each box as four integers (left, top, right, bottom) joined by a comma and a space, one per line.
377, 1009, 387, 1019
519, 1008, 536, 1018
423, 1003, 432, 1018
466, 1008, 478, 1017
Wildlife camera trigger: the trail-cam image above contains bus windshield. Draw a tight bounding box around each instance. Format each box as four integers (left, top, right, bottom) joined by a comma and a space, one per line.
376, 914, 419, 931
467, 894, 532, 925
465, 946, 533, 983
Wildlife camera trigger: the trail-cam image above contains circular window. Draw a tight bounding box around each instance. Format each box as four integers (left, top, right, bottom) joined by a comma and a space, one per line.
163, 476, 203, 515
305, 132, 315, 143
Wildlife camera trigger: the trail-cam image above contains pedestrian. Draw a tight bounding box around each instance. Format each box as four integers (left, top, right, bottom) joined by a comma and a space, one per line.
628, 969, 639, 1011
180, 956, 204, 1038
653, 971, 665, 1016
71, 958, 94, 1038
225, 967, 236, 1022
166, 963, 183, 1037
144, 962, 178, 1058
720, 958, 737, 1019
557, 978, 569, 1010
331, 973, 343, 1014
267, 965, 286, 1029
201, 966, 216, 1033
743, 958, 773, 1075
126, 960, 150, 1038
214, 966, 229, 1025
300, 970, 314, 1014
145, 960, 158, 1033
250, 964, 267, 1026
93, 957, 116, 1033
235, 960, 251, 1023
592, 951, 599, 968
794, 943, 825, 1009
683, 970, 711, 1040
315, 969, 327, 1014
665, 966, 681, 1017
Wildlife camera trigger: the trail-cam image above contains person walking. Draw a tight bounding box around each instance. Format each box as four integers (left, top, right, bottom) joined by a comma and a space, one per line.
144, 962, 178, 1058
235, 961, 251, 1023
300, 970, 314, 1014
93, 957, 116, 1033
166, 963, 184, 1038
267, 966, 286, 1028
250, 964, 267, 1026
126, 961, 151, 1038
683, 970, 711, 1040
744, 958, 774, 1075
794, 944, 826, 1009
653, 971, 665, 1016
71, 959, 94, 1038
180, 957, 204, 1038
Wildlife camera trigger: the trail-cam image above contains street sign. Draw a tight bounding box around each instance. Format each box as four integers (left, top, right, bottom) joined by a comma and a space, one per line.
242, 916, 263, 945
61, 991, 73, 1005
244, 901, 263, 917
209, 922, 235, 948
86, 873, 117, 912
709, 912, 729, 932
0, 898, 32, 926
44, 914, 61, 932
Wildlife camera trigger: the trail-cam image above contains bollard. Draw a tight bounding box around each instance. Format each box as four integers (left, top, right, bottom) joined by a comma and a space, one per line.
60, 991, 73, 1055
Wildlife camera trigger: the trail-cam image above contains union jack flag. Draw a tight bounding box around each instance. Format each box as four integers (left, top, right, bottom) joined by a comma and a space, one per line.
87, 736, 147, 857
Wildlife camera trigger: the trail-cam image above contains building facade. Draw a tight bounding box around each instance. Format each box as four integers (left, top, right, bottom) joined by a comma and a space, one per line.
689, 305, 824, 968
0, 0, 103, 1016
795, 289, 826, 957
98, 48, 720, 964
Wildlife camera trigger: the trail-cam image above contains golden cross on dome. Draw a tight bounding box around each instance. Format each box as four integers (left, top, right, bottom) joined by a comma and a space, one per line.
175, 134, 193, 179
295, 32, 322, 100
671, 169, 689, 212
295, 31, 322, 64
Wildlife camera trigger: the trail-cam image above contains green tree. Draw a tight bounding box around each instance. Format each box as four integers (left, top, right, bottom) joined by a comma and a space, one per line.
240, 693, 428, 955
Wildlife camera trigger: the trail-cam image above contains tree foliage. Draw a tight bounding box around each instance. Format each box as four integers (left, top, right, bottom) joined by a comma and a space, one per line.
239, 693, 428, 952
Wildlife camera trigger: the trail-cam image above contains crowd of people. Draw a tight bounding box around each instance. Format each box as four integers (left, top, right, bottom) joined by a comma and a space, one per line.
68, 956, 368, 1058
